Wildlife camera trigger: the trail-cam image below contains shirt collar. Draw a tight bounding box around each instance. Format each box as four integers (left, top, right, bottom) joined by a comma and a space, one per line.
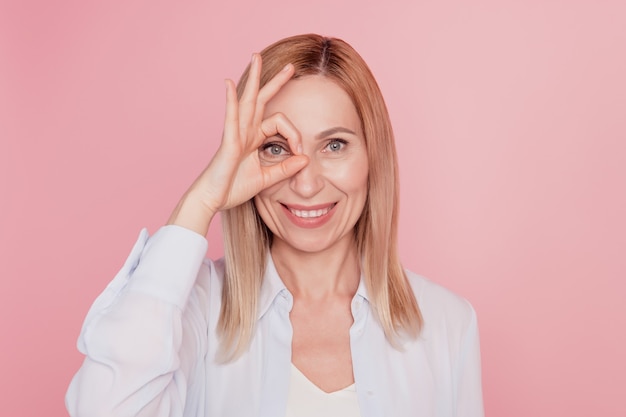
257, 252, 288, 319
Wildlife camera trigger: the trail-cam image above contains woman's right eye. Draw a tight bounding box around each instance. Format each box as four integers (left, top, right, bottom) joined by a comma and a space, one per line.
268, 144, 285, 155
260, 142, 291, 161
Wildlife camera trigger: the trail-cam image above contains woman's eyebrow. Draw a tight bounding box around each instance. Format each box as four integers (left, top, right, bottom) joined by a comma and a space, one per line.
315, 127, 357, 139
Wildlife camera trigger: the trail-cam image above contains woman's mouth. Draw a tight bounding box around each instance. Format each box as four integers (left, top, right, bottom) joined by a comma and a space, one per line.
280, 203, 337, 228
288, 205, 334, 218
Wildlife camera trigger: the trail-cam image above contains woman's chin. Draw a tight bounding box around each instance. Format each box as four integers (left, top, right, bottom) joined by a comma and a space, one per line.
271, 232, 351, 256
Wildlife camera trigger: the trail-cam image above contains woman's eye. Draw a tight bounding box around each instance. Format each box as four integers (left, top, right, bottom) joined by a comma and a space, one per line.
269, 144, 284, 155
260, 142, 290, 159
325, 139, 347, 152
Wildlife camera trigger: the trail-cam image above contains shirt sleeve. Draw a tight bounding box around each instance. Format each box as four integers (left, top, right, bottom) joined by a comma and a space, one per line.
65, 225, 209, 417
454, 304, 485, 417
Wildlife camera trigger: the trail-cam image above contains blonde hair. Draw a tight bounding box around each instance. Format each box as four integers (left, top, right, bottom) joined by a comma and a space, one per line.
219, 34, 422, 361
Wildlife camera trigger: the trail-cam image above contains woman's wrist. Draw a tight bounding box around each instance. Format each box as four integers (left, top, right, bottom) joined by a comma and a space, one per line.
167, 194, 216, 237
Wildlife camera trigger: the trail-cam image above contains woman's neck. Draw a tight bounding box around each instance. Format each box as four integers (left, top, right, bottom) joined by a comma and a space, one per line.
270, 235, 361, 301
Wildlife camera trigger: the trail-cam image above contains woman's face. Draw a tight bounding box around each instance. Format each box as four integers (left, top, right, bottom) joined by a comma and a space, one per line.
254, 75, 369, 254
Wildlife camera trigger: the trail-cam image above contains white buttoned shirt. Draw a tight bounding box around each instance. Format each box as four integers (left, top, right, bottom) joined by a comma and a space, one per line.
66, 225, 484, 417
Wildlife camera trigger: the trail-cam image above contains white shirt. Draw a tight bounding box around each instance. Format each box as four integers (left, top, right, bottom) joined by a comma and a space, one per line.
66, 225, 484, 417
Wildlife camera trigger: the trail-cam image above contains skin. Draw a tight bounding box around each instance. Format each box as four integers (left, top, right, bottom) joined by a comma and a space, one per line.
168, 54, 368, 392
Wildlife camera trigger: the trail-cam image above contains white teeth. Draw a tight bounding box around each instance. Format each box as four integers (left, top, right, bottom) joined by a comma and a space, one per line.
289, 206, 332, 218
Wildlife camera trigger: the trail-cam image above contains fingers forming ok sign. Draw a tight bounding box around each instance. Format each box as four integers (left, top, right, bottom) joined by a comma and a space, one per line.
168, 54, 309, 236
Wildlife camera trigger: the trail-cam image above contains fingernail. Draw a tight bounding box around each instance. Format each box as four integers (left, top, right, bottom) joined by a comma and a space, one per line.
251, 53, 257, 64
297, 144, 303, 153
281, 63, 291, 72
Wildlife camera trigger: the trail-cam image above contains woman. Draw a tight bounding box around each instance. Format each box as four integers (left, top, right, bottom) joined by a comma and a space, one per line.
66, 34, 484, 417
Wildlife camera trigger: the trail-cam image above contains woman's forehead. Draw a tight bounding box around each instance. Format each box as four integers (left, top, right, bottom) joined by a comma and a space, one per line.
263, 75, 362, 137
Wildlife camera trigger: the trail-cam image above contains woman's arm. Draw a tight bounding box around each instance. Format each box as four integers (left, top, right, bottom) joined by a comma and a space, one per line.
66, 226, 209, 417
66, 55, 307, 416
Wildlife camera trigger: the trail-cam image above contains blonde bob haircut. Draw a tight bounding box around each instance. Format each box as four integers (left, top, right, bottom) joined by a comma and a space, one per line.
219, 34, 422, 361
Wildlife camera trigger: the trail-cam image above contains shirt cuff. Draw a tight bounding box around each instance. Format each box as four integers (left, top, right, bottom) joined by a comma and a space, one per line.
126, 225, 209, 309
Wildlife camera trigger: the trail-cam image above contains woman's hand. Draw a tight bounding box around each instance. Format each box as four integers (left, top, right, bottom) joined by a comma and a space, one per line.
167, 54, 308, 236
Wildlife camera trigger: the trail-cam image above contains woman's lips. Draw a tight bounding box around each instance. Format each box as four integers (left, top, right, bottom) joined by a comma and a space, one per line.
280, 203, 337, 228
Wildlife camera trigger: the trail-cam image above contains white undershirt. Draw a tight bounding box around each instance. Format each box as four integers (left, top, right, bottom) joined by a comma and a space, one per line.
285, 364, 361, 417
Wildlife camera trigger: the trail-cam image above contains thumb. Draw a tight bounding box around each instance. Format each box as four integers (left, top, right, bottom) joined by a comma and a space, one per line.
262, 155, 309, 187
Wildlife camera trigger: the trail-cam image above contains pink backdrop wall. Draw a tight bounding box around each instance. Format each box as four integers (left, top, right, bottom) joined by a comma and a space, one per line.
2, 0, 625, 415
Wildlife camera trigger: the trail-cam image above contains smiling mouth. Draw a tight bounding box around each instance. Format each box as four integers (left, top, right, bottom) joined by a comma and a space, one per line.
283, 203, 336, 219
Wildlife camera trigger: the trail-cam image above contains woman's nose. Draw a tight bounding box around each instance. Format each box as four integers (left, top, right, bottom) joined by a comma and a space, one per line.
289, 154, 324, 198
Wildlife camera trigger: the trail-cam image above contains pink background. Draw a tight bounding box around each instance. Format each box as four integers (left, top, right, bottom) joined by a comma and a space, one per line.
2, 0, 625, 415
